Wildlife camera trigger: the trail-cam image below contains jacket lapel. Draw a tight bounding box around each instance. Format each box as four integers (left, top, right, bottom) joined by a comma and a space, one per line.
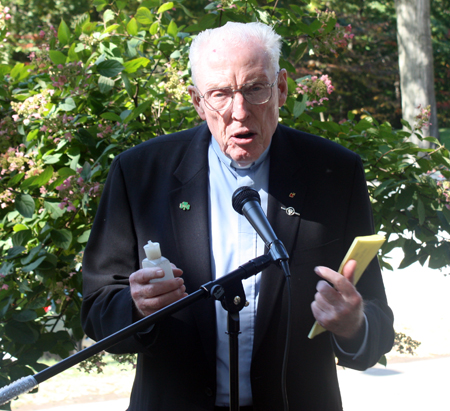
168, 124, 217, 369
254, 126, 308, 356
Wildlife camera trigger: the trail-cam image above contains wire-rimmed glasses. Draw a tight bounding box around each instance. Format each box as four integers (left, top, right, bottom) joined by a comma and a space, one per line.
196, 73, 279, 112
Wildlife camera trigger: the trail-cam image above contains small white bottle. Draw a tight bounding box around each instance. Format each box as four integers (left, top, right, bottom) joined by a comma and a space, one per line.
142, 241, 174, 283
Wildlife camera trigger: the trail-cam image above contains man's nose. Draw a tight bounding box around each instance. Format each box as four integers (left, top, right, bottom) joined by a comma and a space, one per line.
231, 91, 250, 120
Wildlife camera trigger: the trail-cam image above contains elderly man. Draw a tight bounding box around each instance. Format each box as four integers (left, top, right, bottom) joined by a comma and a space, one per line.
81, 22, 394, 411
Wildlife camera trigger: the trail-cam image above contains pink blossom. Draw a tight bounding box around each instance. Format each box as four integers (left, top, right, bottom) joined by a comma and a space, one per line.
12, 114, 20, 122
67, 203, 76, 212
1, 284, 9, 290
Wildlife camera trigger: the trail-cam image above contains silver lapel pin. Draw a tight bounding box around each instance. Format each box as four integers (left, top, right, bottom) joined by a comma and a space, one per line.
281, 206, 300, 217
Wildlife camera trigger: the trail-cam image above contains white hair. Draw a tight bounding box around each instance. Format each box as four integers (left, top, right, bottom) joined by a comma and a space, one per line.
189, 22, 282, 86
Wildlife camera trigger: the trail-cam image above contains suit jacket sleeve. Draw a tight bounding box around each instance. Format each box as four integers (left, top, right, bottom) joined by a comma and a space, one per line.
332, 154, 394, 370
81, 155, 148, 354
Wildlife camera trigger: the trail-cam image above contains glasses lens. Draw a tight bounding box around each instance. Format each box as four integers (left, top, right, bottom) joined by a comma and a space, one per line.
243, 83, 272, 105
203, 82, 273, 111
204, 88, 233, 111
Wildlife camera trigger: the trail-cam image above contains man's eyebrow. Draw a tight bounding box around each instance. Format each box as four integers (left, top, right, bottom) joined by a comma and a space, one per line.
208, 78, 269, 90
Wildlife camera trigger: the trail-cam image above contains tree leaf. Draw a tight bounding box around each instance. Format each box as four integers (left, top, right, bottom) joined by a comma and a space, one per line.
149, 21, 159, 35
135, 7, 153, 25
97, 60, 124, 78
157, 2, 174, 14
77, 229, 91, 243
27, 295, 49, 310
8, 172, 25, 186
103, 9, 115, 23
417, 198, 425, 225
167, 20, 178, 37
59, 97, 76, 112
29, 166, 54, 188
12, 230, 32, 247
127, 18, 139, 36
103, 23, 120, 34
123, 57, 150, 74
22, 256, 47, 273
58, 20, 71, 47
5, 321, 39, 344
82, 21, 98, 35
98, 75, 115, 93
15, 194, 35, 218
50, 229, 73, 250
116, 1, 127, 10
44, 201, 65, 219
93, 0, 108, 11
0, 64, 11, 77
4, 246, 26, 260
124, 100, 152, 123
12, 310, 38, 322
101, 112, 122, 122
49, 50, 67, 65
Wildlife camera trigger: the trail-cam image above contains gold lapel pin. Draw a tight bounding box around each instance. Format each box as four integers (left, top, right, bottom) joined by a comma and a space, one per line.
289, 192, 296, 198
281, 206, 300, 216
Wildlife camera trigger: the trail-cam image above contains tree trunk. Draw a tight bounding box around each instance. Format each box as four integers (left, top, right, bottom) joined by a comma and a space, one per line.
394, 0, 439, 146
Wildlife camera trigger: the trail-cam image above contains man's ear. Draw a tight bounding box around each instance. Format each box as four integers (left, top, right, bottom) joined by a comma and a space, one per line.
277, 69, 288, 108
188, 85, 206, 120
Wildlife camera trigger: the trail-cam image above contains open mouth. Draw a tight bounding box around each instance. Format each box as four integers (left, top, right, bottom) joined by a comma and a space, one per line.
233, 132, 255, 139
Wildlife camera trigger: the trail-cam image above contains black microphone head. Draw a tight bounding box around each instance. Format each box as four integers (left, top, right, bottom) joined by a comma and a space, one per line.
232, 186, 261, 215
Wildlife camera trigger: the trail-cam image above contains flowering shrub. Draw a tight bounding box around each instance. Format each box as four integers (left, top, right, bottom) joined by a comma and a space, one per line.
414, 104, 432, 131
296, 74, 335, 107
310, 9, 355, 56
0, 0, 449, 406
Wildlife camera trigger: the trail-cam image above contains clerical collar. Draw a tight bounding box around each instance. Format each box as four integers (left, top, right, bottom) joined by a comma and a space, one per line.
210, 136, 271, 171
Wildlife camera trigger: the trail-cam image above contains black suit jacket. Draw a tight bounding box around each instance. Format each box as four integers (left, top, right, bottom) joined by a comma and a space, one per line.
81, 123, 394, 410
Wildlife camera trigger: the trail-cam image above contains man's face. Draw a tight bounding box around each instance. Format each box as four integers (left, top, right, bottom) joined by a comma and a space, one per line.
188, 39, 288, 167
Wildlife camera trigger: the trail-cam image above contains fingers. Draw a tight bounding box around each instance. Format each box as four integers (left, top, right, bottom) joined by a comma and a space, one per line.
314, 259, 357, 297
130, 267, 187, 318
342, 259, 357, 285
311, 261, 364, 339
132, 266, 184, 284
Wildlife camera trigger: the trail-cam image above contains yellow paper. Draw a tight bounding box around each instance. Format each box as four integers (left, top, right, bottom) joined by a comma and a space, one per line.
308, 234, 385, 339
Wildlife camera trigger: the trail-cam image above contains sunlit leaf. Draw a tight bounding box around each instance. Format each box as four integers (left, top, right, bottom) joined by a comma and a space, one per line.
99, 75, 115, 93
58, 20, 71, 46
135, 7, 153, 25
158, 2, 174, 13
127, 18, 139, 36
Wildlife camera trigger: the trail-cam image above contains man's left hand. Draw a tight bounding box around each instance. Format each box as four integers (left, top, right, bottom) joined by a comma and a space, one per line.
311, 260, 364, 341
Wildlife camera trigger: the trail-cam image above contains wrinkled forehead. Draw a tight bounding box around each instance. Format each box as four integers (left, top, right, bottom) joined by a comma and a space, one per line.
196, 39, 273, 88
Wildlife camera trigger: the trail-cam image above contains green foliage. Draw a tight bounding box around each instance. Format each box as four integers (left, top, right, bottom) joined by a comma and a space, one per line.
394, 331, 421, 355
0, 0, 446, 406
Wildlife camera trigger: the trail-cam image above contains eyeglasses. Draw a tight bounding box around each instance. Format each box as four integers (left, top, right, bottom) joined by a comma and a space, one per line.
196, 73, 279, 112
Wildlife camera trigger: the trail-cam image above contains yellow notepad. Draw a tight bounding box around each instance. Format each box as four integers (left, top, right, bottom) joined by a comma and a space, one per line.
308, 234, 385, 339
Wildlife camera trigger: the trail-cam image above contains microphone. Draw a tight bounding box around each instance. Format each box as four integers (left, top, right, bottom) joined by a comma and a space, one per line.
232, 186, 289, 264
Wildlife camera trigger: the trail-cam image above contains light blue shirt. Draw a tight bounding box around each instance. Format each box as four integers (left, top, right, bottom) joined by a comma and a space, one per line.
208, 137, 270, 406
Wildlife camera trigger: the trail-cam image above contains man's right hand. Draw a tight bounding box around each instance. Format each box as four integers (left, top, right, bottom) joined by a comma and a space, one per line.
129, 265, 187, 319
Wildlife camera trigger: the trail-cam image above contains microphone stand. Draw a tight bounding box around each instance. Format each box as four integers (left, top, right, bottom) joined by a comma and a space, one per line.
0, 253, 276, 408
